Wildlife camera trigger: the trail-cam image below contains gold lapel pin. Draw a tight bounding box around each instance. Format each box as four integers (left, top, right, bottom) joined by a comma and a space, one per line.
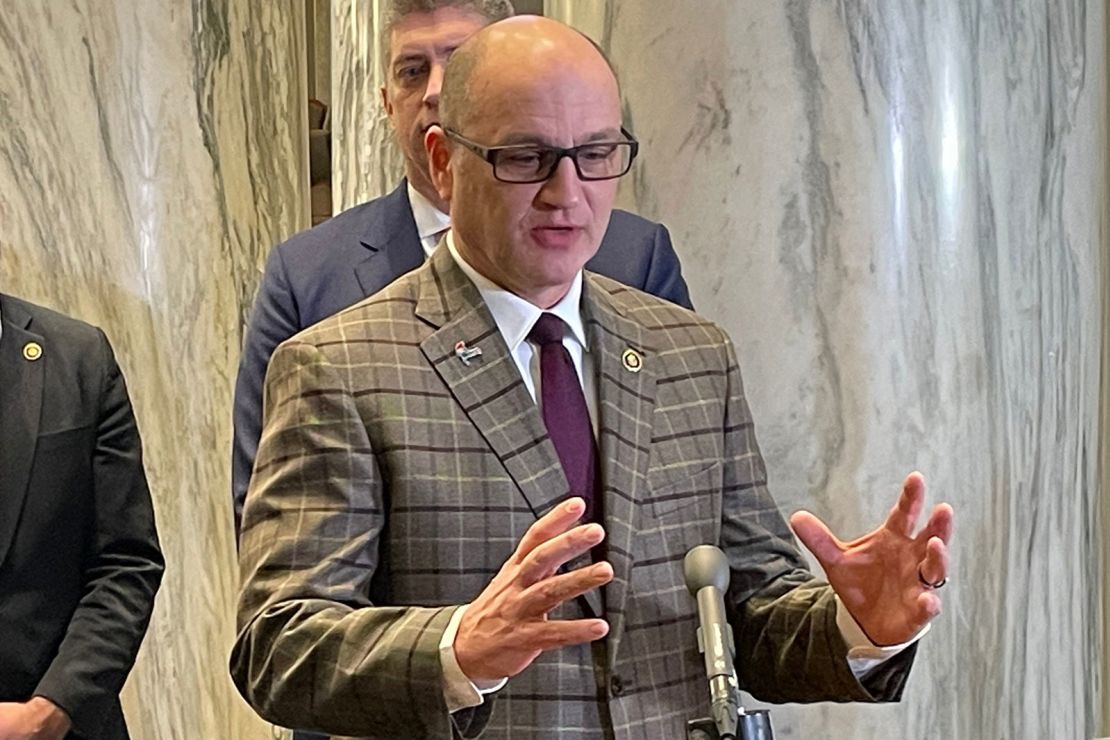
621, 348, 643, 373
22, 341, 43, 362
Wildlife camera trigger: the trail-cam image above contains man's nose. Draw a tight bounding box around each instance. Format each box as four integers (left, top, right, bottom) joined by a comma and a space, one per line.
424, 63, 446, 106
535, 156, 584, 209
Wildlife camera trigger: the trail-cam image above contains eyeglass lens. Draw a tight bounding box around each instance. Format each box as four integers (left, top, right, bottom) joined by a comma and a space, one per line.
495, 142, 632, 182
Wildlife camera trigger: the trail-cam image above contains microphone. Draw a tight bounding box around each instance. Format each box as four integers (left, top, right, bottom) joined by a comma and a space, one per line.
684, 545, 741, 740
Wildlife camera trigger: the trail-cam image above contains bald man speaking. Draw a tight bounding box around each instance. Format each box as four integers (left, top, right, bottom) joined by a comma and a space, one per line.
231, 16, 953, 740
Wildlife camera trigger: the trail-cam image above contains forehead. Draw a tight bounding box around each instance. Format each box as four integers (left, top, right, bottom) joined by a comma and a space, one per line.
467, 65, 622, 142
388, 7, 488, 61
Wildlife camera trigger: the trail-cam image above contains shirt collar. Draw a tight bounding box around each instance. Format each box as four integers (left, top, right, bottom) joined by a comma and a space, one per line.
407, 181, 451, 241
445, 231, 587, 353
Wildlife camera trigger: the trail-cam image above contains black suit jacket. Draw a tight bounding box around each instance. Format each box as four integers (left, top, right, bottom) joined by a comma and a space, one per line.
231, 181, 693, 529
0, 295, 163, 740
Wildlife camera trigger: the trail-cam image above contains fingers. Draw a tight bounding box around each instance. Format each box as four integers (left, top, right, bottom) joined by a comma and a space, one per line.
883, 471, 926, 537
524, 617, 610, 650
519, 561, 614, 617
518, 522, 605, 586
918, 502, 955, 545
917, 535, 949, 587
915, 590, 942, 623
514, 498, 587, 560
912, 541, 946, 632
789, 511, 844, 566
877, 588, 942, 646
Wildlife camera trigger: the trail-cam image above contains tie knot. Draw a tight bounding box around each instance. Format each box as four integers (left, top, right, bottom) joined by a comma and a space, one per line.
528, 313, 566, 346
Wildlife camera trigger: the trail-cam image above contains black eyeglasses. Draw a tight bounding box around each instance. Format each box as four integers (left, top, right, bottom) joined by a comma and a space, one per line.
444, 128, 639, 184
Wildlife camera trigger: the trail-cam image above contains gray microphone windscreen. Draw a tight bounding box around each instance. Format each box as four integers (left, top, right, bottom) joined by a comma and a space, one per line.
684, 544, 730, 594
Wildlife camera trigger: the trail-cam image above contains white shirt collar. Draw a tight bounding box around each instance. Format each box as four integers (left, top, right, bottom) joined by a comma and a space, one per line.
407, 181, 451, 241
445, 231, 587, 354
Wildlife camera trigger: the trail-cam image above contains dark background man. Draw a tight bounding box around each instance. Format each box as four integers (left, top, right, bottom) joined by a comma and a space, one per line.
231, 16, 952, 739
0, 294, 163, 740
231, 0, 693, 532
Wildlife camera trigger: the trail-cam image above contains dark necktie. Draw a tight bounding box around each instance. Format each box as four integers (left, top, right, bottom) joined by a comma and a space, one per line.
528, 313, 600, 522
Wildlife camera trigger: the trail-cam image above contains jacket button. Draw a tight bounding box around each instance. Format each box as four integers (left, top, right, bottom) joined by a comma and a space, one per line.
610, 674, 624, 696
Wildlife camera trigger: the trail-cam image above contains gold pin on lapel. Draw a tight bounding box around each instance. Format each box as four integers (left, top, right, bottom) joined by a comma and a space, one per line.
621, 348, 643, 373
22, 342, 43, 362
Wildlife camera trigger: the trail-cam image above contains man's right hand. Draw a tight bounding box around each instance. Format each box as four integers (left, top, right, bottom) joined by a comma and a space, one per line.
453, 497, 613, 682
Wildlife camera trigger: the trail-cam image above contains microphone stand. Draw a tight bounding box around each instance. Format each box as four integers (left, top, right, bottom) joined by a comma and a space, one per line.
686, 709, 773, 740
683, 545, 775, 739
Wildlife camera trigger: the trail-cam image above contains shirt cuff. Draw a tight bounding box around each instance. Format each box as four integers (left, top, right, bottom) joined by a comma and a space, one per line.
440, 604, 509, 713
834, 595, 930, 678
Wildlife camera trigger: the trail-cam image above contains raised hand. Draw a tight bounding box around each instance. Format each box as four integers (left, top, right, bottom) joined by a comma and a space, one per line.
453, 497, 613, 682
789, 472, 954, 647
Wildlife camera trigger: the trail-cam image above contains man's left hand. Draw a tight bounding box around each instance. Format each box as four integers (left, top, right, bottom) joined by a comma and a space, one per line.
789, 471, 954, 647
0, 697, 72, 740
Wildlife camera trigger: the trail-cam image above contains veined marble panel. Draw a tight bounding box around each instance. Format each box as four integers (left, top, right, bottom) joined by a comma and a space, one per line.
0, 2, 309, 738
332, 0, 405, 211
547, 1, 1104, 738
308, 0, 332, 104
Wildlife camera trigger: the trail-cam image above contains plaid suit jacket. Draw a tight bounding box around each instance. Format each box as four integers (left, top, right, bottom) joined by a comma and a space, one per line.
231, 247, 914, 739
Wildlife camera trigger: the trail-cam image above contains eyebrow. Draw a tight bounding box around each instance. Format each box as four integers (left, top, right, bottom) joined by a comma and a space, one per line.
392, 54, 429, 68
392, 41, 465, 68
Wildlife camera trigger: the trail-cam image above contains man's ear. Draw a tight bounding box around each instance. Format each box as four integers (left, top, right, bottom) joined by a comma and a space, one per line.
425, 125, 453, 204
380, 84, 392, 116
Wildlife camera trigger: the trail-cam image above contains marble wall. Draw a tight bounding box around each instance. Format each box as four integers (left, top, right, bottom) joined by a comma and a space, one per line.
1102, 12, 1110, 734
331, 0, 406, 210
543, 1, 1105, 738
0, 2, 308, 738
307, 0, 332, 105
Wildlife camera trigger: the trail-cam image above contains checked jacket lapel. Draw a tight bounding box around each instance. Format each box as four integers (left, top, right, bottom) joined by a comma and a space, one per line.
416, 249, 607, 614
582, 276, 656, 668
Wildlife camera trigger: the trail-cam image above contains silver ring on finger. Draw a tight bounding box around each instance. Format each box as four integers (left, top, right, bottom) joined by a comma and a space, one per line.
917, 564, 947, 590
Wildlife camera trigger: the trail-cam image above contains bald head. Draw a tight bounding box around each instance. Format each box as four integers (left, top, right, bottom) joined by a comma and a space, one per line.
439, 16, 619, 132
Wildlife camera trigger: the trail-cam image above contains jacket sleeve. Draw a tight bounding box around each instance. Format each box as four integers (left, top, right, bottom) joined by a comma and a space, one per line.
715, 333, 915, 703
230, 339, 467, 739
34, 331, 164, 737
642, 224, 694, 310
232, 245, 301, 535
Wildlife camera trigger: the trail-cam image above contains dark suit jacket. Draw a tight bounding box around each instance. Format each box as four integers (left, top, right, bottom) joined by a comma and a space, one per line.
231, 248, 913, 740
0, 295, 163, 740
231, 181, 693, 529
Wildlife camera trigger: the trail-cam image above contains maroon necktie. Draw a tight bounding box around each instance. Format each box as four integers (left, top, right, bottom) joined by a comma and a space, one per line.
528, 313, 600, 522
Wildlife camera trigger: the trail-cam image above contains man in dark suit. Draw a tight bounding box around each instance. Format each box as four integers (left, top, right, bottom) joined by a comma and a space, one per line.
231, 0, 692, 530
0, 295, 163, 740
231, 16, 954, 739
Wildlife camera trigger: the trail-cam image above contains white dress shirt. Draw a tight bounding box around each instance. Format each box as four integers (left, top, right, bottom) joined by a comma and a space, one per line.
433, 231, 923, 712
407, 183, 451, 258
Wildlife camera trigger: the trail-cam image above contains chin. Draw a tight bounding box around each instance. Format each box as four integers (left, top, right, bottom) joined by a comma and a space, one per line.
539, 269, 584, 292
